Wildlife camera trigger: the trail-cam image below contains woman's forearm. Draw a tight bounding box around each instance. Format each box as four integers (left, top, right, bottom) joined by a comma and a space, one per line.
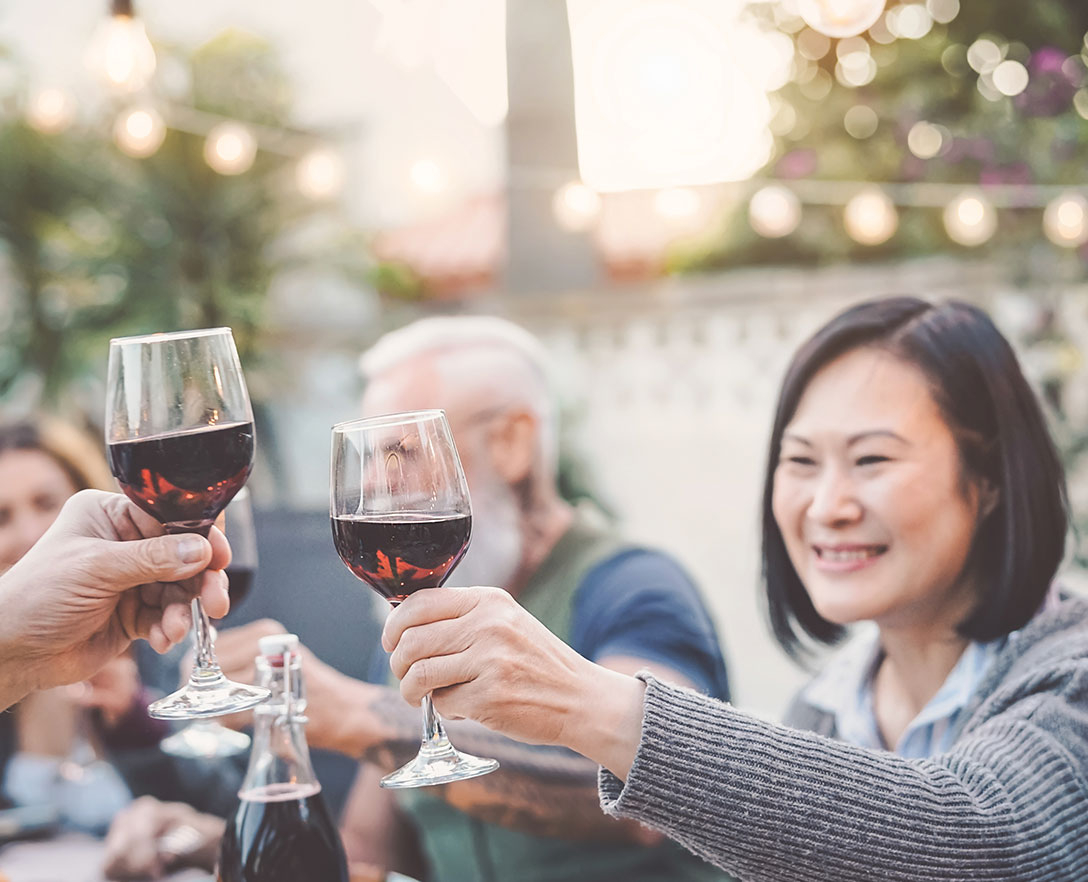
600, 675, 1088, 882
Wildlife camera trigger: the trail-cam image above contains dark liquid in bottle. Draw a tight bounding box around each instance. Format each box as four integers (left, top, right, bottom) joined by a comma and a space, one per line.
108, 422, 254, 532
331, 512, 471, 604
224, 567, 255, 609
217, 783, 348, 882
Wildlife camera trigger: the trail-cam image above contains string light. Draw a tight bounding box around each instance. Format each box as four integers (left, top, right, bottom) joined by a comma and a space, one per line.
748, 185, 802, 238
1043, 193, 1088, 248
295, 148, 346, 200
795, 0, 886, 39
204, 123, 257, 175
844, 187, 898, 245
26, 88, 75, 134
85, 0, 157, 92
114, 106, 166, 157
552, 181, 602, 232
943, 190, 997, 246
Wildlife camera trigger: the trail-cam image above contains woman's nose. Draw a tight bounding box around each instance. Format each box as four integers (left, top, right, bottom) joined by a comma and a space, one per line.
807, 468, 863, 526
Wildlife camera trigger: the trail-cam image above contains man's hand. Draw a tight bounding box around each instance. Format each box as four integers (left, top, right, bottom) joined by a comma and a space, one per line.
0, 490, 230, 705
213, 619, 391, 755
103, 796, 224, 880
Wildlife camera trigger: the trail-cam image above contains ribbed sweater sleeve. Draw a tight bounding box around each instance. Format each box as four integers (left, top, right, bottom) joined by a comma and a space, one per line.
599, 674, 1088, 882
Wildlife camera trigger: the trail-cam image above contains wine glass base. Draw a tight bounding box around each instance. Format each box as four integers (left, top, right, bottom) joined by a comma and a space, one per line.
148, 675, 270, 721
160, 721, 252, 759
380, 746, 499, 789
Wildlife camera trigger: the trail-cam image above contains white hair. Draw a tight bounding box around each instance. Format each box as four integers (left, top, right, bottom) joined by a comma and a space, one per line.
359, 316, 560, 475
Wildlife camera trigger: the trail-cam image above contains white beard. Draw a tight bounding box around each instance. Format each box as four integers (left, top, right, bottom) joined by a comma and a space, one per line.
453, 472, 523, 589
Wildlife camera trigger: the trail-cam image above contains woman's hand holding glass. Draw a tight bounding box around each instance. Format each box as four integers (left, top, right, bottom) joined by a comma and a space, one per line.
383, 585, 646, 780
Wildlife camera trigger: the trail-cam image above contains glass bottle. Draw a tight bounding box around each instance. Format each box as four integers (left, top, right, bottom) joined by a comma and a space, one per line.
217, 634, 349, 882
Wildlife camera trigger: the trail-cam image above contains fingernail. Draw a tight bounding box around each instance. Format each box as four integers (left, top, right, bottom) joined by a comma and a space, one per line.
176, 536, 206, 563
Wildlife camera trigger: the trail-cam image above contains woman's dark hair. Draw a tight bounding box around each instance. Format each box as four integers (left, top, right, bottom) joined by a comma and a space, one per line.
762, 297, 1069, 661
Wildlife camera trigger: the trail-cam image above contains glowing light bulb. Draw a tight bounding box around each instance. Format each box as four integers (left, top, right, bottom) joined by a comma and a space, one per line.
27, 88, 75, 134
844, 187, 898, 245
795, 0, 886, 39
114, 106, 166, 157
85, 14, 157, 92
1043, 193, 1088, 248
943, 190, 997, 246
552, 181, 602, 232
748, 185, 801, 238
204, 123, 257, 175
296, 148, 346, 200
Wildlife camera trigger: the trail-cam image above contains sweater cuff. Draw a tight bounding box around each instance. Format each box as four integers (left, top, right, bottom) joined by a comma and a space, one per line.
599, 671, 737, 819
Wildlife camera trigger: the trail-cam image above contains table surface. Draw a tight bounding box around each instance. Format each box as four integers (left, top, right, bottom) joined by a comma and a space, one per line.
0, 834, 211, 882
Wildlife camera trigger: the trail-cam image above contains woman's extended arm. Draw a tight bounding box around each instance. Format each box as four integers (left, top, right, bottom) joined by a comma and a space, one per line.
385, 587, 1088, 882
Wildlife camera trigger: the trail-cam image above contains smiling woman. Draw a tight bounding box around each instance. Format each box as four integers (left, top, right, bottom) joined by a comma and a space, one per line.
380, 296, 1088, 882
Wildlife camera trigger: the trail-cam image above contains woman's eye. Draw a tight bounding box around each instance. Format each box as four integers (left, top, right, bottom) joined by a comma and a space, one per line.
784, 456, 816, 466
856, 455, 889, 467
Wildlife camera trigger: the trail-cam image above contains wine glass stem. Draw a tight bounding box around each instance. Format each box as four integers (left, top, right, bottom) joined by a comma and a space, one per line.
190, 597, 221, 678
420, 694, 450, 753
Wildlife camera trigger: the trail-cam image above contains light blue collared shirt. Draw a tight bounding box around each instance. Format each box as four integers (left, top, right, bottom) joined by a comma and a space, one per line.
800, 628, 1004, 758
800, 586, 1066, 757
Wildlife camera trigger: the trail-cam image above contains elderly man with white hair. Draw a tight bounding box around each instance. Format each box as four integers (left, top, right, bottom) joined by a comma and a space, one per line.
111, 316, 733, 882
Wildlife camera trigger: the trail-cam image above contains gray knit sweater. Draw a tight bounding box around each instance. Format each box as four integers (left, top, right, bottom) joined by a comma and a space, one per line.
599, 596, 1088, 881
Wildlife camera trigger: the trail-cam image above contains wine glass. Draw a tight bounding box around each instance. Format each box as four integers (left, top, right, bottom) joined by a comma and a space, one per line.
330, 410, 499, 789
161, 487, 258, 757
105, 328, 269, 720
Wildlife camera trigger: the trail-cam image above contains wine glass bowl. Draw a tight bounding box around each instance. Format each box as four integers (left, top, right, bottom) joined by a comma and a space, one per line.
330, 410, 498, 788
106, 328, 269, 720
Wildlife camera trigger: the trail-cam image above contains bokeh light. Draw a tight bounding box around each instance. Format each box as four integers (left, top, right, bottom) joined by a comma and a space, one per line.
26, 87, 75, 134
552, 181, 603, 232
844, 104, 878, 138
943, 190, 997, 246
991, 60, 1029, 96
844, 187, 898, 245
1043, 193, 1088, 248
204, 123, 257, 175
113, 107, 166, 158
296, 148, 346, 200
796, 0, 886, 39
748, 185, 802, 238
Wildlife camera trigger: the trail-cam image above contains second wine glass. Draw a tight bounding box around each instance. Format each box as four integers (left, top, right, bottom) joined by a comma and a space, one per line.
105, 328, 269, 720
330, 410, 498, 788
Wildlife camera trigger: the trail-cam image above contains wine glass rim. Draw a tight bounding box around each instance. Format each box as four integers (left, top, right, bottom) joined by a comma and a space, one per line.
109, 327, 235, 345
332, 409, 447, 432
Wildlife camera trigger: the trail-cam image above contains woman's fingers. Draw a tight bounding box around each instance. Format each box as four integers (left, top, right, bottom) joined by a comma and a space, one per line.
398, 649, 477, 706
382, 586, 508, 652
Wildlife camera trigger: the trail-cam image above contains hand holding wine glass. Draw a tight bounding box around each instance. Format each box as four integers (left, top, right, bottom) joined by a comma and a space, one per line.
330, 410, 498, 788
105, 328, 268, 720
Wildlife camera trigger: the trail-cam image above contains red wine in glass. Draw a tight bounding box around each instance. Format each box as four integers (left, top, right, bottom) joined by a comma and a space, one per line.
217, 784, 348, 882
107, 421, 255, 533
331, 512, 471, 604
